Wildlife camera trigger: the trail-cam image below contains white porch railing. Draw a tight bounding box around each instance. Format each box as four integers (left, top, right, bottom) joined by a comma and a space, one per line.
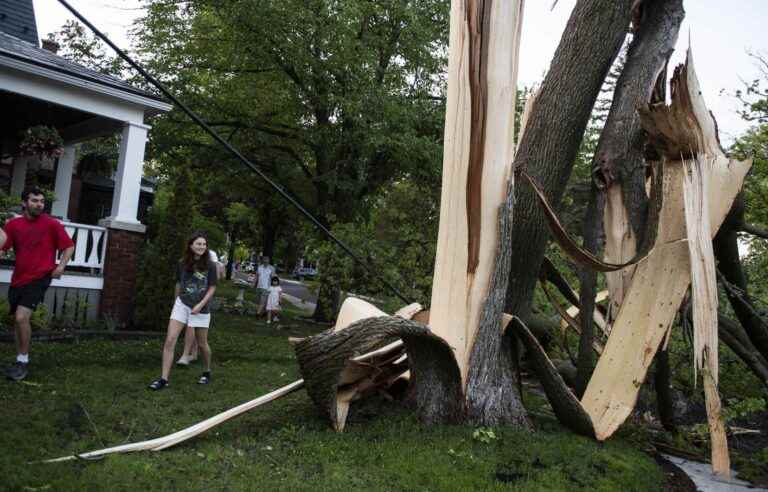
0, 221, 107, 291
60, 222, 108, 274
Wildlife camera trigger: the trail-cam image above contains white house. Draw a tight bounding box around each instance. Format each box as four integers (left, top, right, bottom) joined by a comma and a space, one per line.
0, 0, 172, 325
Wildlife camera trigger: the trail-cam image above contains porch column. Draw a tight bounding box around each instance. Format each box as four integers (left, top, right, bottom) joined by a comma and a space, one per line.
10, 156, 28, 199
51, 145, 75, 220
98, 121, 149, 328
105, 121, 149, 227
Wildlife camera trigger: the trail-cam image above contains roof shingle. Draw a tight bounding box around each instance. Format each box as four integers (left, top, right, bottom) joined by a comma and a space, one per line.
0, 0, 38, 45
0, 31, 167, 103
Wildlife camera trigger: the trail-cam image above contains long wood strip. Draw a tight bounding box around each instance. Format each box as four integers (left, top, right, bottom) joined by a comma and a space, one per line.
45, 379, 305, 462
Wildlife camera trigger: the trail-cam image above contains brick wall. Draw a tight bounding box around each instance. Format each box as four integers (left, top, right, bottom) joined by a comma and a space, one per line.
100, 228, 144, 327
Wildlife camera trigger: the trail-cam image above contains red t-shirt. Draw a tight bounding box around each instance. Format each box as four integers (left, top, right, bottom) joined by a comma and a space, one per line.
2, 214, 75, 287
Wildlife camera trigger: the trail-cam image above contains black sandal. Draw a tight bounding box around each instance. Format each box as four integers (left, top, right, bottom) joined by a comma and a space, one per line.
148, 378, 168, 390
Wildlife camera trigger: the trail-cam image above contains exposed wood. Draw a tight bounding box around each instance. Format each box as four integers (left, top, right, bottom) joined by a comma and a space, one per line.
333, 297, 388, 332
295, 315, 464, 430
682, 157, 719, 383
561, 290, 610, 338
682, 154, 729, 475
45, 379, 306, 462
604, 184, 637, 318
583, 50, 752, 444
598, 0, 685, 318
703, 362, 731, 477
581, 239, 691, 439
429, 0, 523, 383
301, 298, 425, 431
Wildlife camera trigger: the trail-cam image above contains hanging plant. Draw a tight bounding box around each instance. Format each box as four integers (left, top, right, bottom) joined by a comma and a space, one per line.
77, 151, 115, 178
18, 125, 64, 159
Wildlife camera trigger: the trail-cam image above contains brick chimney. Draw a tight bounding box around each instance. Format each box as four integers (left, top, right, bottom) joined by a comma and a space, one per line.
42, 38, 59, 54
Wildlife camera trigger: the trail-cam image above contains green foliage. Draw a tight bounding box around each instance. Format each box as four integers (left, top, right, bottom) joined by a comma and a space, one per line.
47, 20, 126, 77
0, 300, 48, 331
309, 177, 440, 318
132, 0, 447, 290
18, 125, 64, 159
0, 189, 19, 222
472, 427, 499, 444
723, 397, 766, 422
134, 168, 195, 330
76, 135, 121, 178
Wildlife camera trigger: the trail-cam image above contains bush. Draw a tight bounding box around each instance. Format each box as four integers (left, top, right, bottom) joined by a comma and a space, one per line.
0, 300, 49, 331
134, 169, 195, 330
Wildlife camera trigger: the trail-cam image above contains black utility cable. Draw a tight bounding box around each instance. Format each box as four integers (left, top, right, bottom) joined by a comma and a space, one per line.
56, 0, 410, 304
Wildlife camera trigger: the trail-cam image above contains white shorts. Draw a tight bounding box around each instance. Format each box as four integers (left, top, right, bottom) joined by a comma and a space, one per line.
170, 297, 211, 328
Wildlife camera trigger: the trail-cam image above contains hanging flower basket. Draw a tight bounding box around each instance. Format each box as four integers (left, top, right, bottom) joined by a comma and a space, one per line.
18, 125, 64, 159
78, 151, 115, 177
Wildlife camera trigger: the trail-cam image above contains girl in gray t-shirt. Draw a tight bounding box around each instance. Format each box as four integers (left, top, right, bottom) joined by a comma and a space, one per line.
149, 232, 218, 390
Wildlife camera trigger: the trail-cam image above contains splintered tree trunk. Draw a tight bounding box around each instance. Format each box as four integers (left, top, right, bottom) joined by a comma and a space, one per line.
576, 0, 685, 394
504, 0, 635, 319
601, 0, 685, 315
427, 0, 526, 425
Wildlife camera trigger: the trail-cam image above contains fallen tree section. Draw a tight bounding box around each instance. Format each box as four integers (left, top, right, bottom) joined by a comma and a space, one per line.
295, 316, 464, 429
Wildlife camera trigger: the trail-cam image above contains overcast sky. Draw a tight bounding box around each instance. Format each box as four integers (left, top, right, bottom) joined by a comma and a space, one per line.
34, 0, 768, 144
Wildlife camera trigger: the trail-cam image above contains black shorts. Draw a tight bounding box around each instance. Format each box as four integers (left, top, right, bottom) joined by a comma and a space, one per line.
8, 276, 52, 314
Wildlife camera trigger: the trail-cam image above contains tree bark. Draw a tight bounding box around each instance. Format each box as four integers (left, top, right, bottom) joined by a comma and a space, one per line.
226, 230, 237, 280
575, 188, 604, 397
653, 348, 676, 432
466, 181, 530, 427
504, 0, 635, 318
718, 314, 768, 387
295, 316, 464, 427
576, 0, 684, 393
713, 196, 768, 360
427, 0, 526, 426
601, 0, 684, 314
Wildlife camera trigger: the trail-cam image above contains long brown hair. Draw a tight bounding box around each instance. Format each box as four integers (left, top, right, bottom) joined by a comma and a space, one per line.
182, 231, 210, 272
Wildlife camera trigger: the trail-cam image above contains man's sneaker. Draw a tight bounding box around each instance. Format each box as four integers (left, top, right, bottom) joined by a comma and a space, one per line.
5, 361, 28, 381
176, 354, 191, 366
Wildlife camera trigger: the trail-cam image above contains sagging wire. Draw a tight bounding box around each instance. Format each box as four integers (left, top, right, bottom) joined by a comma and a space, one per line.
55, 0, 411, 305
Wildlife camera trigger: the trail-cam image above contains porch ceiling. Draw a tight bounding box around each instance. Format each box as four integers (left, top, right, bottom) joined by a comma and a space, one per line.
1, 89, 123, 146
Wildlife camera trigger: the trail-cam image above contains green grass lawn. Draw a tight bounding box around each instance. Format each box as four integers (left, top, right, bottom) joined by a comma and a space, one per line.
0, 288, 666, 491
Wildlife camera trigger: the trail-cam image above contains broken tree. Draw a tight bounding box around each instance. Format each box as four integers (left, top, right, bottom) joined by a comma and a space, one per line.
48, 2, 752, 477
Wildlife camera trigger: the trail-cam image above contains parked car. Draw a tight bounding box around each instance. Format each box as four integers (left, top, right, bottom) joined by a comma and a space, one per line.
293, 266, 318, 279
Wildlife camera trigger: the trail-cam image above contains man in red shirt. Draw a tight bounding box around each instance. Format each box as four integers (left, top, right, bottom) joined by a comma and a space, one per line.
0, 188, 74, 381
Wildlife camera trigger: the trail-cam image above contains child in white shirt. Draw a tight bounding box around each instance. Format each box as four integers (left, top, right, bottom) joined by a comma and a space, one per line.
266, 276, 283, 324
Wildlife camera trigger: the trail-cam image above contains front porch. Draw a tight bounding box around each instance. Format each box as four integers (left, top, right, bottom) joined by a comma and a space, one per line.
0, 30, 171, 325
